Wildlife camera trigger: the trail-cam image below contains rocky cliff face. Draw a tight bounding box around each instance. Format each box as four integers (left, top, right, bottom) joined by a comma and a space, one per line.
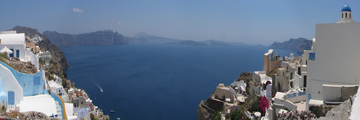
297, 40, 313, 55
42, 30, 128, 47
11, 26, 71, 78
12, 26, 41, 38
269, 38, 313, 55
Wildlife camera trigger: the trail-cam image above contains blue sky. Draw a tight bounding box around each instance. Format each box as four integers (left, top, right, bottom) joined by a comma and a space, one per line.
0, 0, 358, 45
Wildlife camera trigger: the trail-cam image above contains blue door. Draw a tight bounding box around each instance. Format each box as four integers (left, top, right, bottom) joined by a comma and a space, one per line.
9, 49, 13, 57
16, 50, 19, 58
8, 91, 14, 105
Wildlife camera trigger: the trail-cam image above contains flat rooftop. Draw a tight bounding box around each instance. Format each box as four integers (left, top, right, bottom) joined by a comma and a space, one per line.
18, 94, 57, 116
295, 101, 306, 112
65, 103, 77, 120
309, 99, 324, 106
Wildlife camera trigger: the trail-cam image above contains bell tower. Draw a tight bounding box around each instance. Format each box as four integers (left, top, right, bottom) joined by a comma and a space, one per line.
337, 4, 355, 23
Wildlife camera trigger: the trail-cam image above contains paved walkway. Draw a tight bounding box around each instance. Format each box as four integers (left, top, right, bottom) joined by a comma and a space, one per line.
18, 94, 57, 116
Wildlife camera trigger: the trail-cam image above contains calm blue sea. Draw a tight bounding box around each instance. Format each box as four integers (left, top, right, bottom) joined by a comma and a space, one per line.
61, 44, 292, 120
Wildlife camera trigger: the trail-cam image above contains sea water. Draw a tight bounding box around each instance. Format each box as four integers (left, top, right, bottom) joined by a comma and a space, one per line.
61, 43, 293, 120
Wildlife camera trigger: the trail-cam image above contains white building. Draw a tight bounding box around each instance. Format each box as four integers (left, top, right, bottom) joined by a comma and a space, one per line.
48, 80, 70, 102
306, 4, 360, 109
0, 31, 26, 61
0, 31, 39, 70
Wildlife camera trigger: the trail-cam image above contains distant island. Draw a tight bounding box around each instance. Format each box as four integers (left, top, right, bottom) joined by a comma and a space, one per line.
166, 40, 206, 45
269, 37, 312, 55
203, 40, 231, 46
43, 30, 240, 47
256, 44, 264, 46
43, 30, 128, 47
127, 32, 182, 43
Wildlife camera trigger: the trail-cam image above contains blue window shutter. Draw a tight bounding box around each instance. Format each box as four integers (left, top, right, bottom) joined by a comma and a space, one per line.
16, 50, 19, 58
9, 49, 14, 57
309, 53, 315, 60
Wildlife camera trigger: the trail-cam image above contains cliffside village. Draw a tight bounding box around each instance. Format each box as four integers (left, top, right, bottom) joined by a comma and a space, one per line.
199, 4, 360, 120
0, 30, 108, 119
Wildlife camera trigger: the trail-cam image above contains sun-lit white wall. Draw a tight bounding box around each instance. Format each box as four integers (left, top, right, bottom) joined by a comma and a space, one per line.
307, 22, 360, 101
0, 64, 24, 105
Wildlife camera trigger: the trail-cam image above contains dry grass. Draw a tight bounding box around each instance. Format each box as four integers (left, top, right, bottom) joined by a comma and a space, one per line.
0, 53, 15, 68
4, 110, 24, 119
0, 53, 37, 74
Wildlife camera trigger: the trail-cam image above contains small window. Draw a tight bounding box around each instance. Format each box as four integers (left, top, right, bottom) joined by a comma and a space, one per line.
346, 13, 348, 18
342, 13, 344, 18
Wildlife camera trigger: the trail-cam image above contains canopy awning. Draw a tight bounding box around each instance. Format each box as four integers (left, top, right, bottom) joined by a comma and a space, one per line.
0, 46, 13, 53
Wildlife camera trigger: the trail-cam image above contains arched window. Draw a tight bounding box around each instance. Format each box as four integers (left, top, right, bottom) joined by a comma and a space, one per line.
342, 13, 344, 18
346, 13, 347, 18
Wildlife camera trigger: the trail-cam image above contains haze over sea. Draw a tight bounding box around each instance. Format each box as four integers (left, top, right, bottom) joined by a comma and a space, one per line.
62, 44, 292, 120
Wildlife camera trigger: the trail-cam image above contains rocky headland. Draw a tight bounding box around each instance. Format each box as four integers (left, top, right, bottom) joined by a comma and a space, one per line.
269, 37, 313, 55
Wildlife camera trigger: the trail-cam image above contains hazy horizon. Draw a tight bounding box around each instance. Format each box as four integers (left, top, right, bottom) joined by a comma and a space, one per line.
1, 0, 359, 45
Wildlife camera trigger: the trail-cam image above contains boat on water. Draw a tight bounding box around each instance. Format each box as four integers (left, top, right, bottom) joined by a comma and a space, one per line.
110, 110, 115, 113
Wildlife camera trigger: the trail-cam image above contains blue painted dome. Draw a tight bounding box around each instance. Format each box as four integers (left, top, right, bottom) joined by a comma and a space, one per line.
342, 5, 352, 12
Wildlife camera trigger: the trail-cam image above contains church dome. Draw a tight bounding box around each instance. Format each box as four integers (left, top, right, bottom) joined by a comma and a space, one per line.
342, 5, 352, 12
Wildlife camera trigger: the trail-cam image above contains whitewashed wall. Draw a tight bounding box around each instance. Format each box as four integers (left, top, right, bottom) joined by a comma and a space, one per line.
0, 64, 24, 105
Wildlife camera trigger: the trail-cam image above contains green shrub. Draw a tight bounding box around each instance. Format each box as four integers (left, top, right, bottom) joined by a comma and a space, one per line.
248, 97, 260, 112
90, 113, 96, 120
0, 53, 7, 59
230, 110, 243, 120
213, 110, 222, 120
62, 79, 68, 88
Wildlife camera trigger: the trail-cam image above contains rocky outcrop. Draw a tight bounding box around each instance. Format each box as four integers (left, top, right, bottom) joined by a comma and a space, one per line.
42, 30, 128, 47
269, 38, 313, 55
198, 100, 216, 120
11, 26, 70, 78
0, 56, 38, 74
12, 26, 41, 38
297, 40, 313, 55
5, 111, 56, 120
317, 99, 352, 120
